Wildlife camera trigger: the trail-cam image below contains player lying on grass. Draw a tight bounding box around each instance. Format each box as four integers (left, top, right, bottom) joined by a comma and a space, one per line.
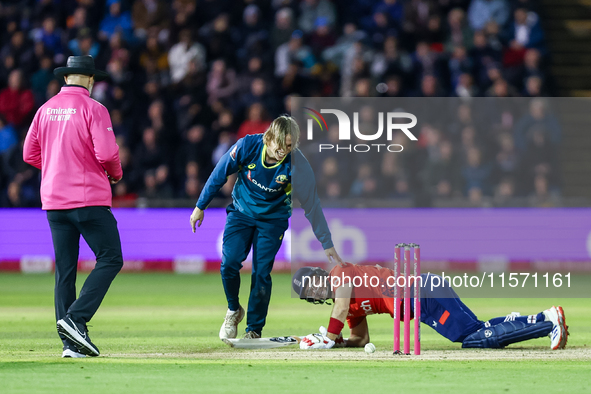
292, 263, 569, 350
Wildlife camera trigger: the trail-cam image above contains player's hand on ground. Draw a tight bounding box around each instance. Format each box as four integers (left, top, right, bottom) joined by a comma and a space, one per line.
299, 333, 335, 350
190, 207, 204, 232
319, 326, 345, 348
324, 247, 344, 267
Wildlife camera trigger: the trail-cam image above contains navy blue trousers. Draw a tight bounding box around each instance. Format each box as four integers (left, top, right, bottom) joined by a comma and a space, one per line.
47, 206, 123, 345
220, 205, 288, 335
411, 274, 484, 343
411, 273, 552, 347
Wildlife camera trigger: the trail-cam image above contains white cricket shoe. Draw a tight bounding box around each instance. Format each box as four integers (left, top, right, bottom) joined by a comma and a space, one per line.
556, 306, 569, 349
62, 347, 86, 358
219, 306, 245, 340
543, 306, 568, 350
242, 330, 260, 339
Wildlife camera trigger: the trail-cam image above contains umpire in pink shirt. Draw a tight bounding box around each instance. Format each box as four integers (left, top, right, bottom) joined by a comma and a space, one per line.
23, 55, 123, 358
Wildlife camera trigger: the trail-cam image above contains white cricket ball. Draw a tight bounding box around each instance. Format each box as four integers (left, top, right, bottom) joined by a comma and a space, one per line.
364, 343, 376, 354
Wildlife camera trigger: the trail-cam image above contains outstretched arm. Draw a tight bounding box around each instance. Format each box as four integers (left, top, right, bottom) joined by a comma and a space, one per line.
191, 141, 243, 231
196, 141, 243, 211
292, 150, 343, 265
325, 284, 352, 341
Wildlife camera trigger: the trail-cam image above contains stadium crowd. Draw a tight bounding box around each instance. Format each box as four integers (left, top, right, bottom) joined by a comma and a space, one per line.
0, 0, 559, 208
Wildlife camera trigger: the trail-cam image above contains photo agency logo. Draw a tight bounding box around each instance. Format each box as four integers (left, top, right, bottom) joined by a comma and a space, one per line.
304, 107, 418, 153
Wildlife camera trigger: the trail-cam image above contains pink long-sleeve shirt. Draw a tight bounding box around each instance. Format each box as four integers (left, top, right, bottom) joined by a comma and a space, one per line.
23, 86, 122, 210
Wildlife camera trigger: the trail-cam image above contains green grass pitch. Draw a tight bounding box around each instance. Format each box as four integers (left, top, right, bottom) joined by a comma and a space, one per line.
0, 273, 590, 393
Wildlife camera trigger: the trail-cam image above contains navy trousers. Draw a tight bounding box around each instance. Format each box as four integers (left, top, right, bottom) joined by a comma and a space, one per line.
220, 205, 288, 335
411, 274, 484, 343
47, 206, 123, 345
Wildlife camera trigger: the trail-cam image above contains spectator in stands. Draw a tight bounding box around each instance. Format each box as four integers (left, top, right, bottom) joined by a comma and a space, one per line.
493, 177, 515, 205
45, 79, 61, 101
298, 0, 337, 34
445, 8, 473, 52
132, 0, 170, 40
199, 13, 236, 62
275, 30, 316, 77
112, 180, 138, 208
514, 98, 561, 152
0, 114, 18, 155
371, 35, 413, 81
212, 131, 234, 165
235, 56, 266, 98
139, 34, 169, 73
168, 29, 206, 84
2, 141, 40, 207
529, 174, 557, 207
423, 140, 462, 198
349, 163, 379, 198
309, 17, 337, 58
469, 30, 502, 88
448, 45, 473, 89
504, 6, 545, 52
521, 126, 557, 189
462, 147, 493, 196
68, 28, 102, 59
418, 74, 445, 97
375, 0, 404, 26
0, 69, 35, 128
378, 75, 405, 97
364, 10, 397, 48
99, 0, 134, 43
66, 7, 88, 42
183, 174, 203, 200
32, 16, 64, 58
176, 124, 210, 183
468, 0, 510, 31
521, 48, 544, 83
239, 78, 278, 118
237, 5, 268, 59
0, 0, 558, 208
412, 41, 442, 83
30, 56, 55, 105
494, 132, 519, 185
523, 75, 543, 97
206, 59, 237, 106
322, 23, 367, 69
404, 0, 439, 39
0, 31, 34, 73
134, 127, 167, 177
271, 8, 295, 51
237, 103, 272, 139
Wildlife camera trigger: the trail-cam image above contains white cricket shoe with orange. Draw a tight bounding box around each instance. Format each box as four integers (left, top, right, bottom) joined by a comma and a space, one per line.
544, 305, 568, 350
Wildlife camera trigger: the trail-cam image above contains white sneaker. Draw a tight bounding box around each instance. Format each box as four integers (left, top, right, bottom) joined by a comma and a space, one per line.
242, 330, 260, 339
219, 306, 245, 340
62, 348, 86, 358
543, 306, 567, 350
556, 306, 569, 349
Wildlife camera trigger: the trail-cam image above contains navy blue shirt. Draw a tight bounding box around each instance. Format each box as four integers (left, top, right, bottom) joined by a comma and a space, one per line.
197, 134, 333, 249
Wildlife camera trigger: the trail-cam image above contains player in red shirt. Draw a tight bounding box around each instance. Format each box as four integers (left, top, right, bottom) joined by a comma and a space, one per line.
292, 263, 569, 350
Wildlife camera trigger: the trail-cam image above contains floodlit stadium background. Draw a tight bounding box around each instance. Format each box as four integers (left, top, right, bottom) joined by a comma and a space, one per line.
1, 1, 591, 277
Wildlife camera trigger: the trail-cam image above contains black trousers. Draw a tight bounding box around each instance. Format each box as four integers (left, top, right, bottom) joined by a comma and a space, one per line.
47, 206, 123, 343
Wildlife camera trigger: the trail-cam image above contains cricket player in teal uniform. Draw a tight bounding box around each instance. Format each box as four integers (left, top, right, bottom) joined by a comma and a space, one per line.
190, 115, 343, 340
